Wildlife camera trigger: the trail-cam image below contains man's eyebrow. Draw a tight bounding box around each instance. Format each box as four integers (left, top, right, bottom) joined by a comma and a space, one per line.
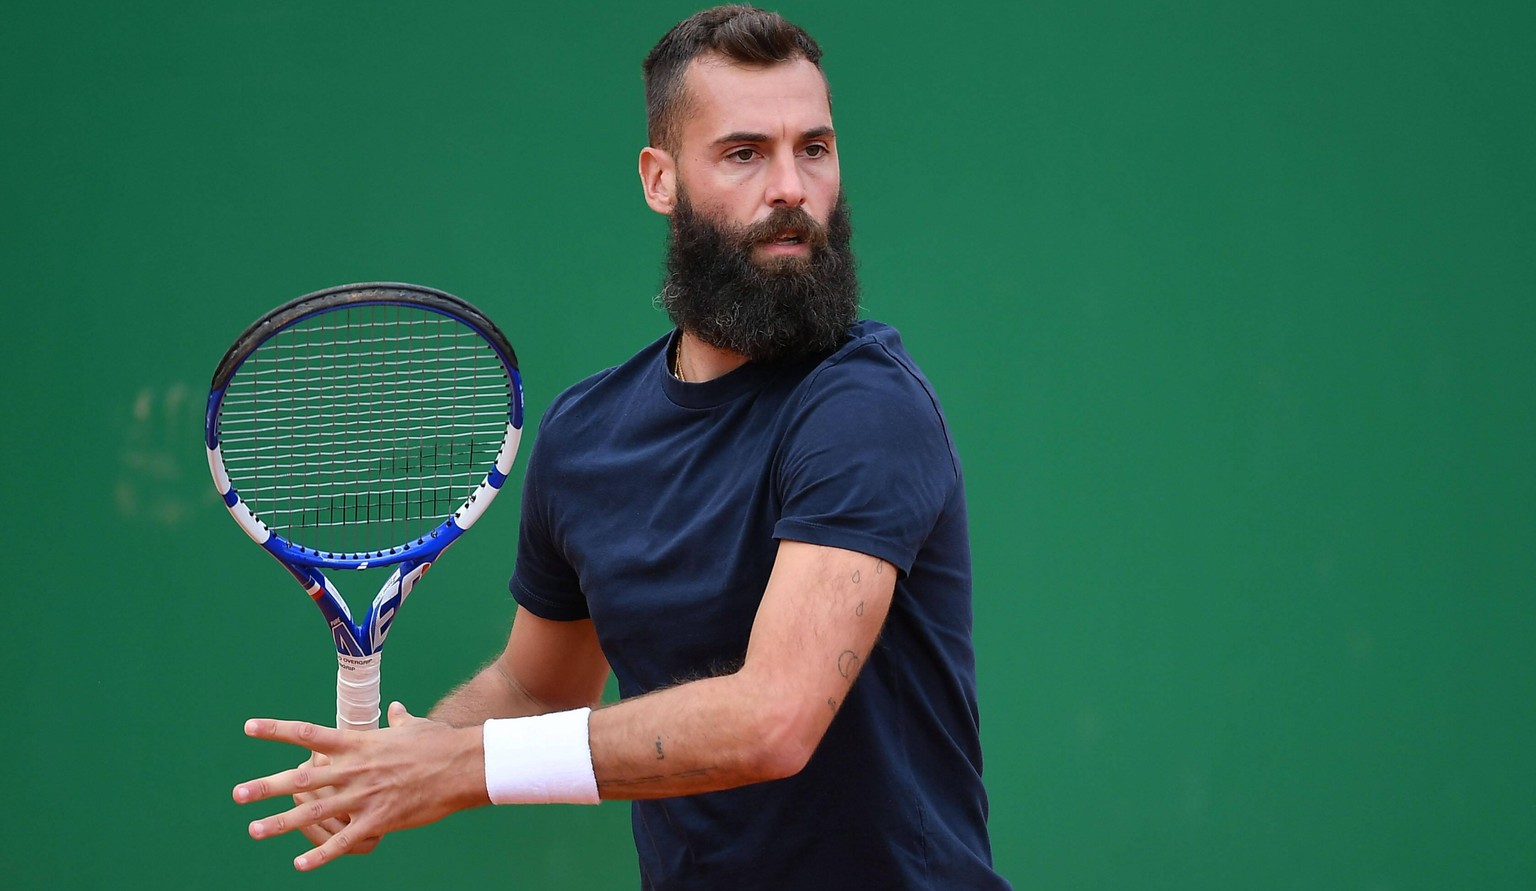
712, 126, 836, 146
714, 131, 772, 146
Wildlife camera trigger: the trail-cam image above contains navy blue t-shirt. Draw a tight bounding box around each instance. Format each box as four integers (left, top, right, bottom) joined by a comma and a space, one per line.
510, 320, 1009, 890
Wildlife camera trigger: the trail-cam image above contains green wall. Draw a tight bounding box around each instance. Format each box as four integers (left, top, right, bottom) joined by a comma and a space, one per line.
3, 1, 1531, 888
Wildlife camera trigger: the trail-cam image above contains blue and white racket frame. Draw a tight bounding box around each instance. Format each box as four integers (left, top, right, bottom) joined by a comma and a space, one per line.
205, 282, 523, 730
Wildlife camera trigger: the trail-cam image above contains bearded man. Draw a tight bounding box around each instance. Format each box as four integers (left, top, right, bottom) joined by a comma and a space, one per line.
234, 7, 1010, 889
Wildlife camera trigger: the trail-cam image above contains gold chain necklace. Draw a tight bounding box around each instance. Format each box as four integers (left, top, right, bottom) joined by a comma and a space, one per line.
674, 338, 686, 382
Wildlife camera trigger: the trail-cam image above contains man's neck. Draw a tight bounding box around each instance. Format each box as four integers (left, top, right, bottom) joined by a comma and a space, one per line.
676, 330, 749, 383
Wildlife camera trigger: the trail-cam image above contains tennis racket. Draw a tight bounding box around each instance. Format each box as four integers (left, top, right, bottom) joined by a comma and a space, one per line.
205, 282, 522, 731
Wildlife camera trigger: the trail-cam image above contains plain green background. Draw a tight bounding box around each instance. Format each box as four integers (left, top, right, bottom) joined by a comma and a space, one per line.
2, 1, 1531, 888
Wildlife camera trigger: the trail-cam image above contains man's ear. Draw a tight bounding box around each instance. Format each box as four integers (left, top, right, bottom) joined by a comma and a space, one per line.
639, 146, 677, 215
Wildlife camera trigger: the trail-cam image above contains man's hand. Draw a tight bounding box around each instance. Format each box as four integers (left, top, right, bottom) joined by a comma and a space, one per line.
233, 702, 490, 871
290, 752, 379, 856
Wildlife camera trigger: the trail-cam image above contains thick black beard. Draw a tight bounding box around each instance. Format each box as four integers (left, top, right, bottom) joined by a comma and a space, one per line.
660, 190, 859, 362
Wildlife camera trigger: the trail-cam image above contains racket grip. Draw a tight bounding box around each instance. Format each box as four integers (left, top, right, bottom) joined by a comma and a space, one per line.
336, 652, 383, 730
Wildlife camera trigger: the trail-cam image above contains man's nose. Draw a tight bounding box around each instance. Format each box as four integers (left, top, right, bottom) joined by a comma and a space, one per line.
764, 154, 807, 207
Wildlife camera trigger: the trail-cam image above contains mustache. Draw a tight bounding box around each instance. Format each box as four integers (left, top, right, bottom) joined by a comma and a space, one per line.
727, 205, 830, 251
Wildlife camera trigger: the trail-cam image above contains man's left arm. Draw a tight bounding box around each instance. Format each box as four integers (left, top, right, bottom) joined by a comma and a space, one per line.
589, 538, 893, 797
233, 539, 893, 869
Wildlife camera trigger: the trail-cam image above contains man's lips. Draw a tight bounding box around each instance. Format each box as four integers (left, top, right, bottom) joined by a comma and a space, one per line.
756, 229, 809, 253
757, 238, 810, 255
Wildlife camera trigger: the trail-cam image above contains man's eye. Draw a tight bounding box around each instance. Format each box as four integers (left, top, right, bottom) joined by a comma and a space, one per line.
804, 144, 828, 158
727, 148, 757, 162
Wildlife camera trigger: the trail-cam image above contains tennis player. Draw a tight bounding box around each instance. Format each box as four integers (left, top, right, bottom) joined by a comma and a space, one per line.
235, 6, 1011, 888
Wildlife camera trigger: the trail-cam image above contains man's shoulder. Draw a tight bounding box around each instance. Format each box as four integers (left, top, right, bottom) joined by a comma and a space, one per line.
791, 318, 957, 460
835, 318, 904, 355
804, 318, 937, 402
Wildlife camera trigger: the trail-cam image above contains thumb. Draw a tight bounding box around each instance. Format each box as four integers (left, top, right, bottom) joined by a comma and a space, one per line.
385, 701, 417, 727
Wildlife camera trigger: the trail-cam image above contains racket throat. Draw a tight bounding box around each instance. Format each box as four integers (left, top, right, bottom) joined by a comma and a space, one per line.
362, 561, 431, 653
332, 562, 429, 729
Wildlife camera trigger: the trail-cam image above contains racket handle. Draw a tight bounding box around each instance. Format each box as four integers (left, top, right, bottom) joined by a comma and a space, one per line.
336, 652, 383, 730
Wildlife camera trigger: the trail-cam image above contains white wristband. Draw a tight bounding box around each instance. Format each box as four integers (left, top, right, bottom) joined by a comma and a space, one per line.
483, 707, 600, 805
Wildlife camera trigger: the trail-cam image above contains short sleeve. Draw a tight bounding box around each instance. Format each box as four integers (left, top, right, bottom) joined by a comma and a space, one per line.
772, 340, 959, 574
508, 427, 590, 621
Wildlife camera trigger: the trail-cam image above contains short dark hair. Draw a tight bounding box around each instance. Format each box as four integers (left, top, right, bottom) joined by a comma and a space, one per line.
642, 5, 825, 152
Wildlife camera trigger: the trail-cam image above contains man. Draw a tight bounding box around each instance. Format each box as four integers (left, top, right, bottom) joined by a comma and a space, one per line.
234, 6, 1010, 889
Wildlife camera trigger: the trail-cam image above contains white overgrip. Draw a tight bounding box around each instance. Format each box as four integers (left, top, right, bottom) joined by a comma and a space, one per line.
336, 652, 382, 730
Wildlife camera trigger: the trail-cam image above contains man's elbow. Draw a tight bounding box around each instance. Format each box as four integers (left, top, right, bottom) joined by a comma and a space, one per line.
745, 699, 827, 782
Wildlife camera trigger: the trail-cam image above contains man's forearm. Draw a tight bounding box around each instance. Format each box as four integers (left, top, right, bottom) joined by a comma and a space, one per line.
429, 658, 556, 727
587, 669, 814, 800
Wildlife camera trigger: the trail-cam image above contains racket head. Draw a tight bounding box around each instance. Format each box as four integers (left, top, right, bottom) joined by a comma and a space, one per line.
205, 282, 523, 570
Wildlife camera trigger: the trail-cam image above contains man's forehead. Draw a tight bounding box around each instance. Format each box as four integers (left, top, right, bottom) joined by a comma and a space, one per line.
679, 55, 832, 138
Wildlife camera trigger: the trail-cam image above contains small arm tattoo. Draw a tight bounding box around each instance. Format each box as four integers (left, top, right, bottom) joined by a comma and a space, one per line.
599, 767, 714, 789
655, 737, 665, 760
837, 650, 859, 679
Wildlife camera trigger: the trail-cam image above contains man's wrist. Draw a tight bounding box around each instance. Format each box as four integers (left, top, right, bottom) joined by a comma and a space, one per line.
482, 707, 601, 805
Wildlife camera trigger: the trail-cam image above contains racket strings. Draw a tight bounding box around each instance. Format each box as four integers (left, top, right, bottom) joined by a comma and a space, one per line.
217, 304, 513, 556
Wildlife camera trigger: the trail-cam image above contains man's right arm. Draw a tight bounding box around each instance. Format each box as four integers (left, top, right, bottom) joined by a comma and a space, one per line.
429, 606, 610, 727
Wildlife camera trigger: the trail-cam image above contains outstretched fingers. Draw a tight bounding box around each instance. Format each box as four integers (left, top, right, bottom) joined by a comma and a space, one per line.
293, 825, 373, 871
233, 758, 338, 805
246, 793, 348, 841
243, 717, 347, 751
233, 704, 449, 870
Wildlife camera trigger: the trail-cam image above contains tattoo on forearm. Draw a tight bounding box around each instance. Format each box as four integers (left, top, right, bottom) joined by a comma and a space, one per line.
837, 650, 859, 679
599, 767, 714, 789
852, 569, 861, 583
856, 600, 865, 616
655, 737, 665, 760
827, 697, 838, 713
